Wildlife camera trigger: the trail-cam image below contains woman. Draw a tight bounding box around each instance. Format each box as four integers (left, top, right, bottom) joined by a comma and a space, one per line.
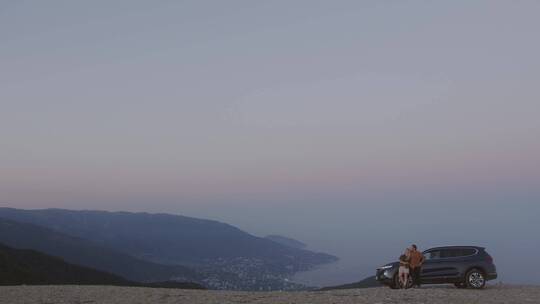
398, 248, 411, 288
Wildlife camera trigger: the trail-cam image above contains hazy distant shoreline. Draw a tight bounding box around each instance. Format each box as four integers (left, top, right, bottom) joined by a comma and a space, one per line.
2, 285, 539, 304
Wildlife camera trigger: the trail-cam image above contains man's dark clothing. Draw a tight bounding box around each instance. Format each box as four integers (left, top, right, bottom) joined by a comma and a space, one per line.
409, 250, 424, 287
411, 266, 422, 287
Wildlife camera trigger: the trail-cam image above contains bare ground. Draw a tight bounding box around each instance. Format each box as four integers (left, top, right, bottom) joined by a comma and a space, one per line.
1, 285, 539, 304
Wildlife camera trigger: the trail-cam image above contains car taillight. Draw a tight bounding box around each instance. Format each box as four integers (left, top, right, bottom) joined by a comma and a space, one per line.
486, 255, 493, 263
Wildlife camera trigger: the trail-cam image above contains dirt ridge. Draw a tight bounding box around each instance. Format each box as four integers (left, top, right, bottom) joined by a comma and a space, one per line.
1, 285, 539, 304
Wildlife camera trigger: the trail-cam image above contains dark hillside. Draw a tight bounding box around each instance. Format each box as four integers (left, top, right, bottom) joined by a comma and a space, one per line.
318, 276, 381, 290
265, 235, 307, 249
0, 243, 135, 286
0, 243, 205, 289
0, 218, 199, 283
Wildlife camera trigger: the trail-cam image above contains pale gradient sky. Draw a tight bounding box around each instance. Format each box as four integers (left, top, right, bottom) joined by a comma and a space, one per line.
1, 1, 539, 284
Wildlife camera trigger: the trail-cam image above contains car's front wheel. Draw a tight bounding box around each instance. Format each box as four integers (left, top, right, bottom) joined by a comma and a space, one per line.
389, 274, 400, 289
390, 273, 413, 289
465, 269, 486, 289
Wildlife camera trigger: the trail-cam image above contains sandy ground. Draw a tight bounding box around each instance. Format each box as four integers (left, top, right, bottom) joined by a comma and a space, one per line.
1, 285, 539, 304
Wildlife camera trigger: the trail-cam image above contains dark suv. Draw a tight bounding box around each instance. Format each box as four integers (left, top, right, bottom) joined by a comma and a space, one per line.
376, 246, 497, 289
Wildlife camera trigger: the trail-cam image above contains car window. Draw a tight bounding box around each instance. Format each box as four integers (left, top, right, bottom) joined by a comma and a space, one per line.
425, 250, 441, 260
441, 249, 463, 258
440, 249, 454, 258
426, 248, 477, 259
461, 248, 476, 256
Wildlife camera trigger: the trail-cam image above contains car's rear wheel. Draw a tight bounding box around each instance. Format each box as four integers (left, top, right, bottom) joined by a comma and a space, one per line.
454, 282, 467, 289
465, 269, 486, 289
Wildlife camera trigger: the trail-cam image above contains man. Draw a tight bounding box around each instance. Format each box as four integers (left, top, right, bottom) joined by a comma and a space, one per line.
408, 244, 425, 288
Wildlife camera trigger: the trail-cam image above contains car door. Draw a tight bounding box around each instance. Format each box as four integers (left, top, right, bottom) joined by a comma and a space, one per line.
421, 250, 445, 283
421, 249, 461, 283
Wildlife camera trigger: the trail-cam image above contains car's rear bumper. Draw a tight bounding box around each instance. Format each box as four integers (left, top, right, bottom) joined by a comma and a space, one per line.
484, 263, 498, 281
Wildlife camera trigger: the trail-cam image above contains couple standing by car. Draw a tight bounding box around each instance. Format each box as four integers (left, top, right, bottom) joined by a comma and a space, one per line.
398, 244, 425, 289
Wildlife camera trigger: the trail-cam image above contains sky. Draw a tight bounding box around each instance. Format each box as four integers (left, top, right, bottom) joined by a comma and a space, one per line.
1, 0, 539, 285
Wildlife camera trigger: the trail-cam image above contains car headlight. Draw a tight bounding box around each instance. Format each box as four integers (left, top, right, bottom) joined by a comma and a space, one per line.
379, 265, 393, 270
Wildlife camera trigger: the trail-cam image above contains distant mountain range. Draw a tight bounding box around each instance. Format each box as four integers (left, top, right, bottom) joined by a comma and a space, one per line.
0, 208, 338, 290
265, 235, 307, 249
0, 242, 204, 289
